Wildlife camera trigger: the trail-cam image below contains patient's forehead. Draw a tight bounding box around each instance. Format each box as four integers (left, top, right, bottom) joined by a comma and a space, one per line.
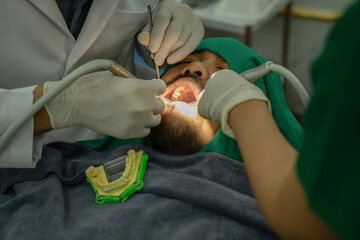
185, 50, 229, 66
162, 50, 230, 83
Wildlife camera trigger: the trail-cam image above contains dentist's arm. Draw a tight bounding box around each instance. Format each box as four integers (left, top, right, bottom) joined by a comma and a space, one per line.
198, 69, 339, 240
32, 71, 166, 139
33, 84, 51, 136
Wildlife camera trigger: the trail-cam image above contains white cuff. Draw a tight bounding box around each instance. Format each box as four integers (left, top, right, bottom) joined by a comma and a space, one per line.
33, 134, 45, 166
221, 89, 271, 139
0, 86, 38, 168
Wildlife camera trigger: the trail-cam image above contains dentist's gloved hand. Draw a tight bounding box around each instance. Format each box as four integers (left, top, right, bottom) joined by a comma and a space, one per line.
138, 0, 204, 65
198, 69, 271, 139
44, 71, 166, 139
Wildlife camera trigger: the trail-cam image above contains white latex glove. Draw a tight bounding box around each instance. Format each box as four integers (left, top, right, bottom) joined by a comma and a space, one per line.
138, 0, 204, 65
44, 71, 166, 139
198, 69, 271, 139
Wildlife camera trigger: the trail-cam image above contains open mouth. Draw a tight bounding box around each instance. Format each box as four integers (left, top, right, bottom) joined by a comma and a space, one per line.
162, 78, 201, 105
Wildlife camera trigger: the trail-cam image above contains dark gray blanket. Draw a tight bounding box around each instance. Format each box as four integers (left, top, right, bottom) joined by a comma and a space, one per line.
0, 142, 278, 240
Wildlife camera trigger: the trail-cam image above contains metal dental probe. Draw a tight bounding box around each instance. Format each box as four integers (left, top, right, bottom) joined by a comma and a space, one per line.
147, 5, 161, 79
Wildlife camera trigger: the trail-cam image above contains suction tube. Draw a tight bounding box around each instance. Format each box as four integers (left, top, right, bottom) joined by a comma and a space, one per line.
0, 59, 308, 155
240, 61, 310, 107
0, 60, 135, 153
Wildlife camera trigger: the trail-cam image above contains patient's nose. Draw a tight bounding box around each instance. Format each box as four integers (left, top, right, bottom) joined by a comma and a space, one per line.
182, 61, 210, 80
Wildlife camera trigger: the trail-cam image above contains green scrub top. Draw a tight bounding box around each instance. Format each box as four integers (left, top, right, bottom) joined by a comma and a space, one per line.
78, 37, 303, 162
296, 1, 360, 239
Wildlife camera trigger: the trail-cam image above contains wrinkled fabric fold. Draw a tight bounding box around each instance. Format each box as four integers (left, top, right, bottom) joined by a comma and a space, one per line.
0, 142, 278, 239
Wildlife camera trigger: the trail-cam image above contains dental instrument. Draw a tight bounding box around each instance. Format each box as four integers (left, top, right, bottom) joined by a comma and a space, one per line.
0, 60, 308, 155
147, 5, 161, 79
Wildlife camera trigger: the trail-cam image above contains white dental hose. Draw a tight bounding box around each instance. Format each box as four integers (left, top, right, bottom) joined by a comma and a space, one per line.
0, 59, 135, 153
240, 61, 310, 107
0, 60, 306, 154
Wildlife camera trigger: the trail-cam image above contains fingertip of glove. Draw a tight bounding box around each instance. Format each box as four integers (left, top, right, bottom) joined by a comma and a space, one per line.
130, 128, 151, 139
143, 128, 151, 137
138, 31, 150, 46
197, 100, 208, 120
155, 98, 166, 114
145, 114, 161, 128
151, 79, 166, 93
212, 69, 236, 77
154, 52, 166, 66
166, 54, 181, 65
152, 114, 162, 126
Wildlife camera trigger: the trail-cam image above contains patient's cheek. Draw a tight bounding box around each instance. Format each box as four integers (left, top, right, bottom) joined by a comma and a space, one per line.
161, 72, 174, 83
162, 66, 183, 82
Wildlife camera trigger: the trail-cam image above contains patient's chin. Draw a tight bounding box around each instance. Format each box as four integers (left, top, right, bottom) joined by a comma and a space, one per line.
150, 105, 204, 155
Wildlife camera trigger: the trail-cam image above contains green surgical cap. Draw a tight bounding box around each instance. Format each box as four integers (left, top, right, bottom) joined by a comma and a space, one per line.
193, 37, 266, 74
165, 37, 303, 150
162, 37, 266, 75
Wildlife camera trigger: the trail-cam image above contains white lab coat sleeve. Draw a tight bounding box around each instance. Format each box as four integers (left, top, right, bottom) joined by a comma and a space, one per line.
0, 86, 41, 168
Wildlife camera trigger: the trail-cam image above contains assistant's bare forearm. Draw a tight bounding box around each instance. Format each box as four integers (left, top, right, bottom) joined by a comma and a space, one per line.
228, 100, 338, 240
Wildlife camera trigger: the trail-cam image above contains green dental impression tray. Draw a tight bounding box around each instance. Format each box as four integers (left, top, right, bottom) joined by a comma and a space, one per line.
85, 149, 148, 204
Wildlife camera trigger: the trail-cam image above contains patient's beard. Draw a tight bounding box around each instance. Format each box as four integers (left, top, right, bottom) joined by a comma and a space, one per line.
150, 104, 205, 155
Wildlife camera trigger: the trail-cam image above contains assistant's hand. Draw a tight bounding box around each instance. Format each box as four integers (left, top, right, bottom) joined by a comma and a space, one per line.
44, 71, 166, 139
198, 69, 271, 138
138, 0, 204, 65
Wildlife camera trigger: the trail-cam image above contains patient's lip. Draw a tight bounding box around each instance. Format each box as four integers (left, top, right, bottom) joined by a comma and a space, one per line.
163, 78, 201, 103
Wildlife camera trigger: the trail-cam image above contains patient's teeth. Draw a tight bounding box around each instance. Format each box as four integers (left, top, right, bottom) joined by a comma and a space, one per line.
171, 86, 185, 101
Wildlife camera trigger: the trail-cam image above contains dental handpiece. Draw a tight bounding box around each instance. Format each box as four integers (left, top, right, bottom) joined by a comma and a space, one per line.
0, 60, 135, 154
147, 5, 161, 79
240, 61, 309, 107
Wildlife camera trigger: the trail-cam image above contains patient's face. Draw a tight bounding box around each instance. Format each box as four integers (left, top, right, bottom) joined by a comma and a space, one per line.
150, 50, 230, 155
